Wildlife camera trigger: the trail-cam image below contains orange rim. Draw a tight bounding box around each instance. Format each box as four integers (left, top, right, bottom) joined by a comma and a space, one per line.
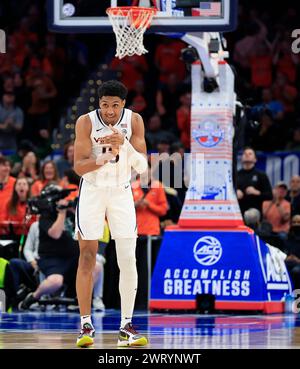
106, 6, 157, 29
106, 6, 157, 16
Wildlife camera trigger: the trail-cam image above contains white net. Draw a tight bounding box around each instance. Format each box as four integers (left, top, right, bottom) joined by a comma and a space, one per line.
107, 7, 156, 59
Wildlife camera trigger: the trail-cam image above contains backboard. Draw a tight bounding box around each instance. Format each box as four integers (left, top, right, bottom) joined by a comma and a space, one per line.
48, 0, 237, 33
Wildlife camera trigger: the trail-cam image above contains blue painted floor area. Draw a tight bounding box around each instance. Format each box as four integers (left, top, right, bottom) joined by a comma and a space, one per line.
0, 311, 299, 348
0, 310, 297, 334
0, 309, 142, 333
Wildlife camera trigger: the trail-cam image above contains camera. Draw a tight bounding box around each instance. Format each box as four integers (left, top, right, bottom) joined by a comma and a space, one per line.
27, 184, 77, 215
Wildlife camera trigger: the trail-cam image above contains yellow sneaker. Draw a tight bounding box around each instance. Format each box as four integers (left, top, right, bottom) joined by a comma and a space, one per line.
76, 323, 95, 348
117, 323, 148, 347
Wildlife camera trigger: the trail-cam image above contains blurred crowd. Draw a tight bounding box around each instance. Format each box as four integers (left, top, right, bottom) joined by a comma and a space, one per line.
230, 3, 300, 152
0, 0, 300, 310
0, 0, 90, 157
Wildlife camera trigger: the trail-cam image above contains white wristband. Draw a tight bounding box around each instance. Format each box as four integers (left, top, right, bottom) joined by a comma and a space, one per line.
123, 139, 148, 174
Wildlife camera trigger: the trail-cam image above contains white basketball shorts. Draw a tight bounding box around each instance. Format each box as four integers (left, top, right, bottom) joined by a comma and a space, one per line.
75, 178, 137, 240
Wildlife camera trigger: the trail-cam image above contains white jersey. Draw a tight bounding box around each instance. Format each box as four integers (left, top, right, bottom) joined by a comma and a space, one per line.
82, 108, 133, 187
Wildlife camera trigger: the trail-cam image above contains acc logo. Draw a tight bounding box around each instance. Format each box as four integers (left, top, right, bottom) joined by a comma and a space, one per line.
193, 236, 222, 266
192, 120, 224, 147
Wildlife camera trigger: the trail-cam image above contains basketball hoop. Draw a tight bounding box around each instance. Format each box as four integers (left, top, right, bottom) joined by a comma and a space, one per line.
106, 6, 157, 59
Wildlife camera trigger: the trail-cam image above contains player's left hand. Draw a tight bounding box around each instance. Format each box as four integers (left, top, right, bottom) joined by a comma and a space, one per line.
108, 124, 125, 146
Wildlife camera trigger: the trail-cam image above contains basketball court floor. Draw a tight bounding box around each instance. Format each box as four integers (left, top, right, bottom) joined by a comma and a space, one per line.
0, 310, 299, 349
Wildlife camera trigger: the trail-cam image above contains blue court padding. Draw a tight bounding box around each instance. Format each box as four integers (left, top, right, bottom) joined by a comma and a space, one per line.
150, 228, 292, 312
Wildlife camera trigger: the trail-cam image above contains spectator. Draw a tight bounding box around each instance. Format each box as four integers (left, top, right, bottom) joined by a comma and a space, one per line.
244, 207, 285, 250
132, 167, 168, 237
55, 141, 74, 178
151, 141, 187, 208
1, 74, 15, 95
272, 72, 297, 116
243, 207, 261, 230
0, 35, 24, 75
273, 31, 299, 84
262, 182, 291, 238
11, 17, 38, 54
0, 157, 16, 224
17, 151, 40, 183
151, 138, 188, 197
64, 34, 89, 98
233, 17, 268, 71
110, 55, 148, 92
10, 139, 36, 176
284, 215, 300, 289
126, 80, 151, 118
25, 61, 57, 143
145, 114, 177, 151
251, 111, 283, 151
13, 71, 31, 112
281, 7, 298, 30
154, 37, 186, 85
237, 147, 273, 215
176, 91, 191, 149
60, 169, 80, 201
151, 138, 171, 188
1, 177, 36, 236
249, 40, 273, 88
285, 127, 300, 152
286, 175, 300, 216
40, 34, 67, 83
0, 92, 24, 152
156, 139, 170, 155
156, 73, 182, 131
251, 88, 284, 121
160, 186, 183, 228
31, 160, 59, 197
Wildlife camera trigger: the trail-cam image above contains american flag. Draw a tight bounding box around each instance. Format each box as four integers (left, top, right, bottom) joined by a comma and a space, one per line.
192, 2, 221, 17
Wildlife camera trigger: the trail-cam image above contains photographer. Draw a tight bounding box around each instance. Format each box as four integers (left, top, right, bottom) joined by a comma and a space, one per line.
19, 186, 79, 310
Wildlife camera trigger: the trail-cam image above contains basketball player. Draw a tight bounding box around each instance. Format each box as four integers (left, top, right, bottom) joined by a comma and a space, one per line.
74, 80, 148, 347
